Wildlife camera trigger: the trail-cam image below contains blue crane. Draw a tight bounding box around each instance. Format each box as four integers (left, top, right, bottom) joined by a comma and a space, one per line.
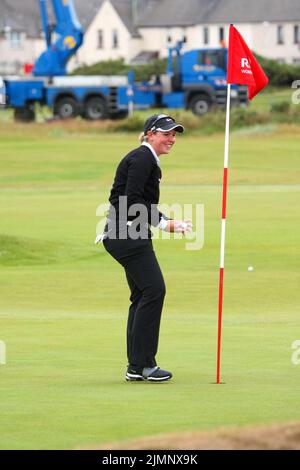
33, 0, 83, 76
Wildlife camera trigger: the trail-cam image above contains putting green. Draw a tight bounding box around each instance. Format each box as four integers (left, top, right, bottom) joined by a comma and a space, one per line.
0, 127, 299, 449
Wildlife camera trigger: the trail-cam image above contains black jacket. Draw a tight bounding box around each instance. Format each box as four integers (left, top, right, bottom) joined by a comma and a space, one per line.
109, 145, 166, 226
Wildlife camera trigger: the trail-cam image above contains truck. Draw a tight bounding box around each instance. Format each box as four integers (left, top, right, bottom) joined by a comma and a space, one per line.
1, 0, 247, 122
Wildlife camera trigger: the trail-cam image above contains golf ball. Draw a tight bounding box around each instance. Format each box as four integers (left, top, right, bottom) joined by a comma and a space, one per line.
248, 266, 254, 272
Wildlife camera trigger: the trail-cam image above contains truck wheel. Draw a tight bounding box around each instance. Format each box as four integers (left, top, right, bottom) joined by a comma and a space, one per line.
84, 97, 108, 120
54, 97, 79, 119
14, 106, 35, 123
189, 95, 211, 116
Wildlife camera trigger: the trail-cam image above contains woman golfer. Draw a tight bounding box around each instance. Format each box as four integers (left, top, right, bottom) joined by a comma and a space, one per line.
102, 114, 192, 382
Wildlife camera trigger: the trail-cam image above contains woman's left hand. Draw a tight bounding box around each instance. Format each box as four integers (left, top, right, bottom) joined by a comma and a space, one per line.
167, 219, 193, 234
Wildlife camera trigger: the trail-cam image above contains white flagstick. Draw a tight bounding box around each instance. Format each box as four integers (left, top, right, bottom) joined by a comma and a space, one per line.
216, 83, 231, 384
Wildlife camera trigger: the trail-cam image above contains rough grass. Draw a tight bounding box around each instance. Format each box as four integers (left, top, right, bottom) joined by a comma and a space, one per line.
0, 87, 297, 137
83, 422, 300, 450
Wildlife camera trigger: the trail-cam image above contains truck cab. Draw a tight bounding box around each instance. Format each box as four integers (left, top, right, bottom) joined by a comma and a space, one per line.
163, 44, 248, 115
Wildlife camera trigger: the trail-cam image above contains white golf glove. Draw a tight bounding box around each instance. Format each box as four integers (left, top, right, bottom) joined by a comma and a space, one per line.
95, 233, 107, 244
164, 219, 193, 233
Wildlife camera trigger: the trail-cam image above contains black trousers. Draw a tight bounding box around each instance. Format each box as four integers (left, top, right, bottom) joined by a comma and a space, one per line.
103, 237, 166, 368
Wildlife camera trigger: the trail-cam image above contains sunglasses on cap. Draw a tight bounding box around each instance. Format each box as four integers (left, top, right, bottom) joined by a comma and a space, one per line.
144, 114, 184, 134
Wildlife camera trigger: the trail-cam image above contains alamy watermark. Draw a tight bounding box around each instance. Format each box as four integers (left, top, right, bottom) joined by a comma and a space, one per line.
291, 339, 300, 365
0, 340, 6, 365
291, 80, 300, 104
96, 197, 204, 250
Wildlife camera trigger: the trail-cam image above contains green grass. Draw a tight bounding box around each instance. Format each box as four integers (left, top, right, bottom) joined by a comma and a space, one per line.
248, 87, 292, 113
0, 124, 299, 449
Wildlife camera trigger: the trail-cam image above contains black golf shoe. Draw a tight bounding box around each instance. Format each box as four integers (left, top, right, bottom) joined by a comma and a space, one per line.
126, 365, 172, 382
125, 366, 144, 382
144, 366, 172, 382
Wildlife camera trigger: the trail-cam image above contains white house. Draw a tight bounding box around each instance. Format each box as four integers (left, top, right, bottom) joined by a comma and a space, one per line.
0, 0, 44, 74
75, 0, 142, 65
0, 0, 300, 75
84, 0, 300, 66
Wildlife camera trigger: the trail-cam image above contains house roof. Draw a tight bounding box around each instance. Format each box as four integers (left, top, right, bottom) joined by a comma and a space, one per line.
138, 0, 300, 27
107, 0, 142, 37
0, 0, 41, 36
0, 0, 102, 36
138, 0, 215, 27
204, 0, 300, 23
1, 0, 300, 38
130, 49, 159, 64
0, 0, 142, 37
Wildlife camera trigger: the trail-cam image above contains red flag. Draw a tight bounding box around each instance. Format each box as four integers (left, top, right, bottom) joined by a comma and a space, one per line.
227, 24, 269, 99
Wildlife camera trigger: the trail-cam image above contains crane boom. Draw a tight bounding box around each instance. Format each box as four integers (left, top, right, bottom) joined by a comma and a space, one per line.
33, 0, 83, 76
